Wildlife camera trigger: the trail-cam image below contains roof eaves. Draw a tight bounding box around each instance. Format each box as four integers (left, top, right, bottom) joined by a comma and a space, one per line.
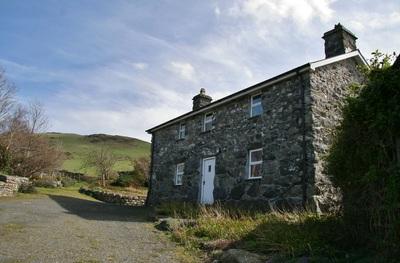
146, 50, 367, 134
146, 63, 310, 133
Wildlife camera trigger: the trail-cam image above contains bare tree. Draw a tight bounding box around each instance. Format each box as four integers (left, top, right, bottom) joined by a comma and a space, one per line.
0, 68, 16, 130
27, 101, 48, 134
82, 146, 118, 187
0, 102, 64, 178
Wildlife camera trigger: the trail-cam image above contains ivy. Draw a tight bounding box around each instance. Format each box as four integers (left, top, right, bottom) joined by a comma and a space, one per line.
326, 51, 400, 257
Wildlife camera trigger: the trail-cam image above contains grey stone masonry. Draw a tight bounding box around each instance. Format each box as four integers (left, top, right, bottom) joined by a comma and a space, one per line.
146, 25, 366, 212
0, 174, 29, 197
192, 88, 212, 110
323, 23, 357, 58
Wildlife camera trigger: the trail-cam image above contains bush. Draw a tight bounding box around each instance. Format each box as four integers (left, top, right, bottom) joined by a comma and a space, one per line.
326, 52, 400, 257
33, 177, 59, 188
18, 183, 37, 194
112, 170, 148, 187
0, 144, 11, 173
61, 176, 77, 187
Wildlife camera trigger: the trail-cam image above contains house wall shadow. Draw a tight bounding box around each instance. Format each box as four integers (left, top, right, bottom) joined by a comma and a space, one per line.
48, 195, 151, 222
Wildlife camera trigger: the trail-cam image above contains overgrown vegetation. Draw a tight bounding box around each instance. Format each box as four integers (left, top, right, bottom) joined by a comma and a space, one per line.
326, 52, 400, 258
157, 203, 376, 262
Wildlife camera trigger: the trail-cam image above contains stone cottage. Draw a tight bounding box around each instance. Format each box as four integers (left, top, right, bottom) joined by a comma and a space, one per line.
146, 24, 367, 212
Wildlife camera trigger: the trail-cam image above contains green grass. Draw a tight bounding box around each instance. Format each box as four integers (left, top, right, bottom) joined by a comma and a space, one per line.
157, 203, 378, 262
44, 132, 151, 175
34, 182, 98, 201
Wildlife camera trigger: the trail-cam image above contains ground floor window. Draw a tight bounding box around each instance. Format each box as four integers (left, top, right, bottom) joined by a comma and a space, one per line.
248, 148, 262, 179
175, 163, 184, 185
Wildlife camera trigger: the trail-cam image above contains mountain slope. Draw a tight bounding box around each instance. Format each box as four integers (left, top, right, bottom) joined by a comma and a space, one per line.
45, 133, 151, 175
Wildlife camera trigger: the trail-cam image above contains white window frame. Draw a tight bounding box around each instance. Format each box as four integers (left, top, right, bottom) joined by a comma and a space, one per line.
203, 112, 214, 132
178, 123, 186, 139
248, 148, 263, 179
250, 93, 262, 117
175, 163, 184, 185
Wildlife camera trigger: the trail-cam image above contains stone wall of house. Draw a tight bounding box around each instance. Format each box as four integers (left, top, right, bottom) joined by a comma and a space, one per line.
79, 187, 146, 206
309, 58, 364, 212
148, 73, 314, 209
0, 174, 29, 197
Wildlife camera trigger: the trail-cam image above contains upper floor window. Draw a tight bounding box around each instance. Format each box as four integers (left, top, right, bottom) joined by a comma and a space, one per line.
178, 123, 186, 139
248, 148, 263, 179
203, 112, 214, 132
175, 163, 184, 185
250, 94, 263, 117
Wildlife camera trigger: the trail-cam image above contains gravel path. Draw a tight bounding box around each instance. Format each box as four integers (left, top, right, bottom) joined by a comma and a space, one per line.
0, 194, 181, 263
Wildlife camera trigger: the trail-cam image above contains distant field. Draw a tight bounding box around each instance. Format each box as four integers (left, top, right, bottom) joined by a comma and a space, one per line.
45, 133, 151, 176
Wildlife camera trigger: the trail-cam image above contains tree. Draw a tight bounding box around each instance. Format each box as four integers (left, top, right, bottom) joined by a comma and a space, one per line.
128, 156, 150, 186
326, 51, 400, 256
0, 68, 16, 130
82, 146, 118, 187
0, 103, 64, 178
0, 71, 64, 178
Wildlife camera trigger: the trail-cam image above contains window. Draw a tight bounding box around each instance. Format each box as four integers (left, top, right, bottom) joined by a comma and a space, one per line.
248, 148, 263, 179
203, 112, 214, 132
175, 163, 184, 185
250, 94, 262, 117
178, 123, 186, 139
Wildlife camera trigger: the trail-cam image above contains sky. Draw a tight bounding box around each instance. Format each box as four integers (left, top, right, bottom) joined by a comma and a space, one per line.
0, 0, 399, 142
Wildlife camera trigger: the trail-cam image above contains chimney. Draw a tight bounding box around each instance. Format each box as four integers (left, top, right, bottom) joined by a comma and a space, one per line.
192, 88, 212, 110
322, 23, 357, 58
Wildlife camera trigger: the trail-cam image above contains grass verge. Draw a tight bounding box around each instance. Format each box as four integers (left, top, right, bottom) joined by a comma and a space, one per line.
157, 203, 379, 262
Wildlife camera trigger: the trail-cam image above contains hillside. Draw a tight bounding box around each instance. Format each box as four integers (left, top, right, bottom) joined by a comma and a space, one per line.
45, 133, 151, 176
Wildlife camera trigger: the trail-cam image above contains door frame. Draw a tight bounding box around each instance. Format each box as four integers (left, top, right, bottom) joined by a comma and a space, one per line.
200, 156, 216, 204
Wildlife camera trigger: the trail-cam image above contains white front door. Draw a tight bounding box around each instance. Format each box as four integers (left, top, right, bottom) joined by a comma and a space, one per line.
201, 157, 216, 204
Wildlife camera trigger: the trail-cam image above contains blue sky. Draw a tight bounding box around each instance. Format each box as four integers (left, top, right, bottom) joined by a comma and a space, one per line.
0, 0, 399, 141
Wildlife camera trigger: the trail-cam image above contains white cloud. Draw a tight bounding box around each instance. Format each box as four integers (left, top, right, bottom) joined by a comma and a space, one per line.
132, 62, 148, 70
348, 11, 400, 32
168, 61, 196, 81
214, 6, 221, 16
229, 0, 334, 26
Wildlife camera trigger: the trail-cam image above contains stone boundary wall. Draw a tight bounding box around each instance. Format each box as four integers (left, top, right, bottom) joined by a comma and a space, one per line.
79, 187, 146, 206
0, 174, 29, 197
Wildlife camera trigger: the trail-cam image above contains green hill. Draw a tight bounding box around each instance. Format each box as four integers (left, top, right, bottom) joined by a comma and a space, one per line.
45, 133, 151, 176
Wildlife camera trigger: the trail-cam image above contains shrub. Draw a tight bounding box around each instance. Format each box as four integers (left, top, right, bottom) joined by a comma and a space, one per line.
112, 170, 148, 187
0, 144, 11, 173
33, 177, 59, 188
326, 52, 400, 257
61, 176, 77, 187
18, 183, 37, 194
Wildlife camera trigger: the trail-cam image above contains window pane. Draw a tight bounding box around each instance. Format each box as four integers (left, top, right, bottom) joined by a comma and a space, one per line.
250, 149, 262, 162
252, 94, 262, 104
204, 121, 212, 131
177, 163, 184, 174
250, 163, 262, 178
176, 174, 182, 185
205, 113, 213, 122
251, 104, 262, 116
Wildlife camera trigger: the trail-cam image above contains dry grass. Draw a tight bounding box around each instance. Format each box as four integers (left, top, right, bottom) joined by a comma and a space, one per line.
157, 203, 377, 262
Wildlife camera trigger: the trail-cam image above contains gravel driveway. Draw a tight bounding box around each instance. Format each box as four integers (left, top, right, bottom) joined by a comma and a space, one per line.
0, 194, 181, 263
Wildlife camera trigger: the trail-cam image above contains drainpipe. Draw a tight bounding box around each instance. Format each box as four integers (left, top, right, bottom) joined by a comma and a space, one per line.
145, 133, 156, 207
297, 71, 309, 209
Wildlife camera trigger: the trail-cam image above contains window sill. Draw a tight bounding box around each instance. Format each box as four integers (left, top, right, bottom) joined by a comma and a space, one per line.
246, 177, 262, 180
174, 184, 183, 186
176, 138, 186, 142
248, 114, 262, 120
200, 129, 212, 135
